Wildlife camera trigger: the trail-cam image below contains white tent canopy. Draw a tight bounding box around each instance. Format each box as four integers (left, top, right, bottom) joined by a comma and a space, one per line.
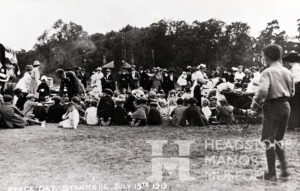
102, 60, 132, 69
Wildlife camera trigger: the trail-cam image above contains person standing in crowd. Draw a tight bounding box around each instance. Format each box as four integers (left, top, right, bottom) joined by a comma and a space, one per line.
56, 69, 85, 100
118, 68, 130, 91
74, 67, 83, 81
151, 67, 162, 91
251, 44, 294, 181
241, 69, 252, 90
81, 68, 88, 88
163, 68, 176, 96
283, 51, 300, 130
129, 65, 140, 90
177, 71, 188, 90
102, 69, 115, 91
212, 66, 222, 78
91, 67, 104, 96
29, 60, 41, 96
140, 67, 150, 91
193, 78, 206, 107
186, 66, 193, 88
15, 65, 33, 93
234, 65, 245, 81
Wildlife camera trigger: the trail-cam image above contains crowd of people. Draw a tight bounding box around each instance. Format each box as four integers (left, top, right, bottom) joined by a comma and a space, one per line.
0, 49, 299, 131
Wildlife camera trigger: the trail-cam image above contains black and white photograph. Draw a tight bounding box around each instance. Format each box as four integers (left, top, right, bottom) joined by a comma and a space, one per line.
0, 0, 299, 190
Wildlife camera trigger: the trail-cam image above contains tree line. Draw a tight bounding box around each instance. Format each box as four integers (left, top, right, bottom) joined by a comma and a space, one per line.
17, 19, 300, 77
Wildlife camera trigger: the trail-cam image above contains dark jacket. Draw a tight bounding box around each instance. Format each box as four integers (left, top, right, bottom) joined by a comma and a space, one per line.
47, 103, 66, 123
148, 108, 162, 125
97, 95, 114, 121
112, 106, 128, 125
180, 105, 206, 126
37, 82, 50, 99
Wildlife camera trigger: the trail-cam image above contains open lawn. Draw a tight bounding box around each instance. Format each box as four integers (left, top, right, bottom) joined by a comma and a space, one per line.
0, 124, 299, 191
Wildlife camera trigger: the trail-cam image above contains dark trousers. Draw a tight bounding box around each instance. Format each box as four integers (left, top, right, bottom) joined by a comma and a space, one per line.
262, 100, 290, 176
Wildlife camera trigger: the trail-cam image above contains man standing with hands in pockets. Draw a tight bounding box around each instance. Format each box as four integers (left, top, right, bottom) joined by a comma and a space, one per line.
251, 44, 295, 181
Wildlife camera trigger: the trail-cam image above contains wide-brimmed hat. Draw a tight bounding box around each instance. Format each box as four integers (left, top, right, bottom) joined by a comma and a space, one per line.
33, 60, 41, 66
283, 51, 300, 63
244, 69, 251, 74
103, 88, 113, 96
106, 68, 111, 72
96, 67, 102, 71
199, 64, 207, 69
25, 65, 33, 71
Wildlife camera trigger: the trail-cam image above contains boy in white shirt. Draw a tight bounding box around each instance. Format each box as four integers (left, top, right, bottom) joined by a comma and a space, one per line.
84, 100, 98, 125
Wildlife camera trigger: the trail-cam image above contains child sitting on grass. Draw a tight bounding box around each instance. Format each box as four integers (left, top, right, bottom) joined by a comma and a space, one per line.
147, 102, 162, 126
112, 98, 128, 126
59, 102, 79, 129
217, 98, 235, 124
84, 100, 98, 125
170, 98, 186, 127
129, 99, 147, 127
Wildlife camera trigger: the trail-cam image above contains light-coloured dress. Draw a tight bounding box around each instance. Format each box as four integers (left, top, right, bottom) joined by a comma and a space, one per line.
91, 72, 103, 96
59, 109, 80, 129
29, 67, 40, 96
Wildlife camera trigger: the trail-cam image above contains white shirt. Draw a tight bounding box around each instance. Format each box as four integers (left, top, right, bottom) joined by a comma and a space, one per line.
234, 72, 245, 81
85, 107, 98, 125
290, 63, 300, 83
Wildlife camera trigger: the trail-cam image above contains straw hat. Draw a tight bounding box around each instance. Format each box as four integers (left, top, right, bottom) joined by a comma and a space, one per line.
33, 60, 41, 66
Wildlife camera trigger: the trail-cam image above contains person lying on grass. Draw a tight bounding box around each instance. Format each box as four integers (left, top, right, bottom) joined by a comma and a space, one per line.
59, 102, 79, 129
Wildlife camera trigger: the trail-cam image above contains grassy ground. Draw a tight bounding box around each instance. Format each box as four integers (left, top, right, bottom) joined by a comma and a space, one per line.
0, 124, 299, 191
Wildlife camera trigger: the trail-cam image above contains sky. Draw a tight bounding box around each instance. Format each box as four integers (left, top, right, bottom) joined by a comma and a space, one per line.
0, 0, 299, 50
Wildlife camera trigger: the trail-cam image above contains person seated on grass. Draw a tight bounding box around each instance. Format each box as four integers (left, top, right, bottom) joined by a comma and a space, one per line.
23, 94, 38, 118
129, 99, 147, 127
13, 88, 28, 111
0, 94, 26, 128
179, 97, 208, 127
201, 98, 212, 122
0, 95, 45, 128
59, 102, 79, 129
97, 88, 114, 126
71, 96, 86, 118
170, 98, 186, 127
209, 96, 219, 123
33, 97, 48, 122
37, 76, 50, 101
217, 98, 235, 124
47, 96, 66, 123
112, 98, 128, 126
147, 102, 162, 126
84, 100, 98, 126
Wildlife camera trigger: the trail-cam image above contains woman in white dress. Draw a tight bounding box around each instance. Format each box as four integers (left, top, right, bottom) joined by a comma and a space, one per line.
29, 60, 41, 96
90, 67, 104, 97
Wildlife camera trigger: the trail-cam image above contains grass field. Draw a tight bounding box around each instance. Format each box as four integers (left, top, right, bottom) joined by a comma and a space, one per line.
0, 124, 299, 191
